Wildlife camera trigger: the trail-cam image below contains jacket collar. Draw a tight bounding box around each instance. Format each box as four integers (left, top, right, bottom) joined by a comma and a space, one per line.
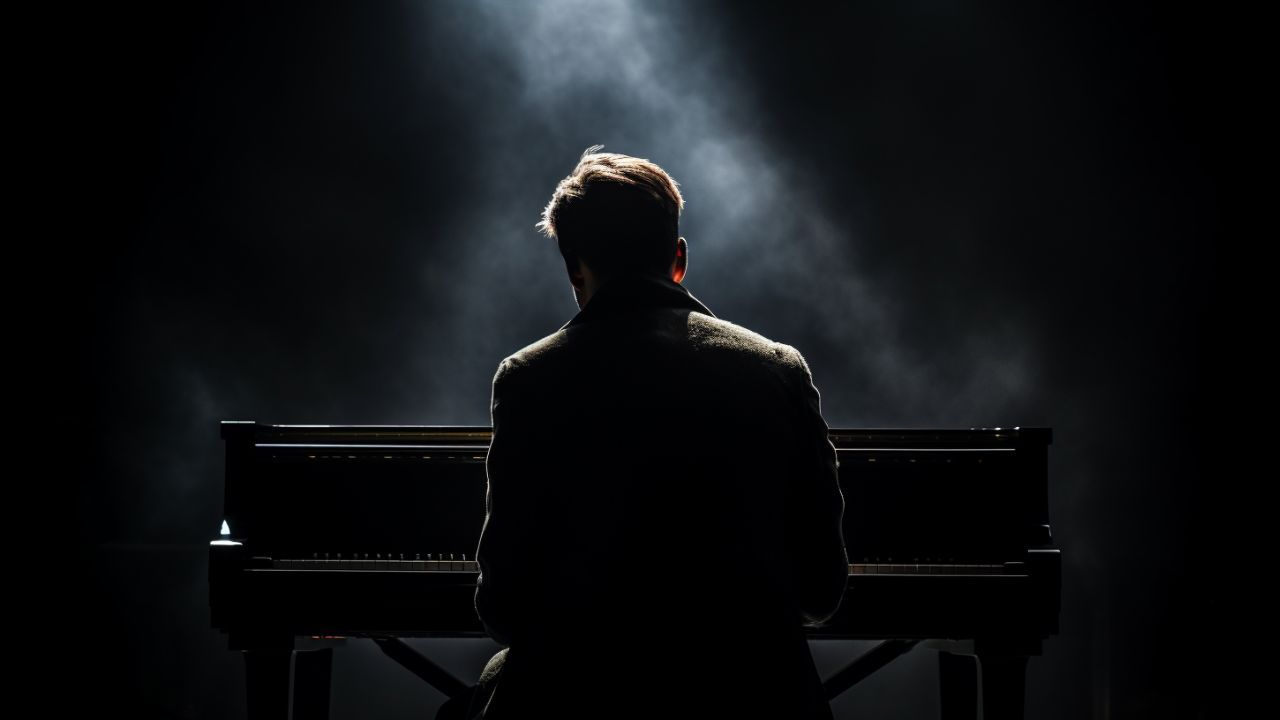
560, 273, 716, 330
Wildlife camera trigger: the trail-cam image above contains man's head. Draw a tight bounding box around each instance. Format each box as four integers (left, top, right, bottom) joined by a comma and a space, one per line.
537, 145, 688, 307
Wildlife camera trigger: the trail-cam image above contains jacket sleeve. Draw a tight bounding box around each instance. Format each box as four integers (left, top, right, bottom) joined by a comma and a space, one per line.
474, 358, 539, 647
785, 347, 849, 626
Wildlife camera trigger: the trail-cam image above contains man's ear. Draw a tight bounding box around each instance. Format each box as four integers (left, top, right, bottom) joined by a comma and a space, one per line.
671, 237, 688, 284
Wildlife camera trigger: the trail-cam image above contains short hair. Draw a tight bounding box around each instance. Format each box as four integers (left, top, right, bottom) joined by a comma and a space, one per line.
536, 145, 684, 277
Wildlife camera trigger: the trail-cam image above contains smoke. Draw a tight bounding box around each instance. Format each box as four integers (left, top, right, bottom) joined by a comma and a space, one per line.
396, 0, 1036, 431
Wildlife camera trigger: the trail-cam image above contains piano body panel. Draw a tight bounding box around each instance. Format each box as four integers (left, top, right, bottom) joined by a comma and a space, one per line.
211, 556, 1060, 642
211, 422, 1059, 645
818, 559, 1059, 640
221, 427, 490, 562
212, 550, 482, 637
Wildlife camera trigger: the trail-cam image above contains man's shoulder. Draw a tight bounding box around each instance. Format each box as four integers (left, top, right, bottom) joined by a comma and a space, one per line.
501, 312, 804, 368
685, 312, 805, 371
496, 329, 572, 375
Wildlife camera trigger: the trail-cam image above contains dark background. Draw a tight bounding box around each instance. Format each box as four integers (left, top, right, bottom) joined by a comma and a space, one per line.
64, 1, 1220, 717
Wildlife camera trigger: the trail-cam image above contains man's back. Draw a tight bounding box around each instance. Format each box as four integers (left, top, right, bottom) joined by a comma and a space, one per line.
475, 273, 847, 719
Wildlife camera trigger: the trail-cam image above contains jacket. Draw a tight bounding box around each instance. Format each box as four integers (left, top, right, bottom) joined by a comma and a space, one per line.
474, 272, 847, 719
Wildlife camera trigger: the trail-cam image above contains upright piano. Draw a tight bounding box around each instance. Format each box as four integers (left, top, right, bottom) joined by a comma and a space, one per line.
210, 421, 1059, 720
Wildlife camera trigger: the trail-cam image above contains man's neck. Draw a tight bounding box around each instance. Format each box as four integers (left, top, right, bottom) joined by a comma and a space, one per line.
577, 269, 672, 309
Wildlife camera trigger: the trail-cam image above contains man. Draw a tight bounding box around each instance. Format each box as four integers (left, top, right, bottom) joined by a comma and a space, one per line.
470, 146, 847, 719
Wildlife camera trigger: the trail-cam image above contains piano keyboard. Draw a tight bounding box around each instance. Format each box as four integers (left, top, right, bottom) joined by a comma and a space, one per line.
269, 554, 479, 572
261, 556, 1024, 577
848, 563, 1025, 576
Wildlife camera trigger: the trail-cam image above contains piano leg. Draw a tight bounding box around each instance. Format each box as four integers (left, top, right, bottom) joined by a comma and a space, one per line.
293, 649, 334, 720
243, 648, 333, 720
244, 649, 291, 720
976, 653, 1028, 720
938, 651, 978, 720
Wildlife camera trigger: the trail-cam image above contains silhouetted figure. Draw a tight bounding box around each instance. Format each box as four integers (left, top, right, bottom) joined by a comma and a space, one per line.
467, 146, 847, 719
